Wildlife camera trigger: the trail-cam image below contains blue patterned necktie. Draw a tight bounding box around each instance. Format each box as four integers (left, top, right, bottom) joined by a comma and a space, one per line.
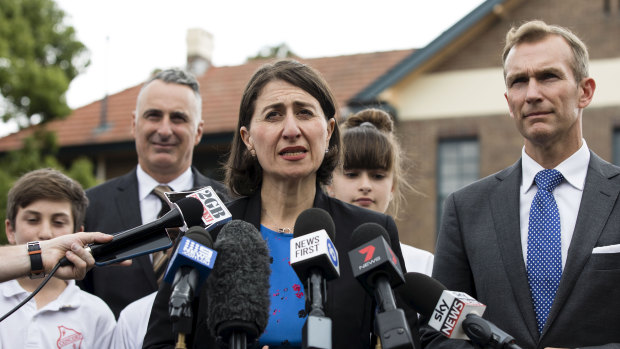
527, 169, 564, 334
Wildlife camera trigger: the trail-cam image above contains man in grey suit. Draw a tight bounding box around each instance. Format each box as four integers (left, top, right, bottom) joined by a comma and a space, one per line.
421, 21, 620, 348
79, 68, 229, 318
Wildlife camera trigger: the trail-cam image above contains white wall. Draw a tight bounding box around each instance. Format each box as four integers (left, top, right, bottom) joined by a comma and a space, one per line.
393, 57, 620, 121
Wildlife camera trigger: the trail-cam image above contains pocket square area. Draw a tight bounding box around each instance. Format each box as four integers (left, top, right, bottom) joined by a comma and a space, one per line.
593, 244, 620, 254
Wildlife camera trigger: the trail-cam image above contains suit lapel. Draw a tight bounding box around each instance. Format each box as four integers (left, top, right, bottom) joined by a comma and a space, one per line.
116, 169, 157, 289
544, 153, 620, 336
490, 160, 540, 343
114, 170, 143, 228
192, 167, 210, 188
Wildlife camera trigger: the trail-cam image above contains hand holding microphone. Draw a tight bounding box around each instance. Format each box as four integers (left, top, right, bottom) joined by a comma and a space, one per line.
58, 196, 205, 267
59, 186, 231, 268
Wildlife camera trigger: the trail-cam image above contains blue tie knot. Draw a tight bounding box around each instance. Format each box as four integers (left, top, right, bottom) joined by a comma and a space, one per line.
534, 169, 564, 192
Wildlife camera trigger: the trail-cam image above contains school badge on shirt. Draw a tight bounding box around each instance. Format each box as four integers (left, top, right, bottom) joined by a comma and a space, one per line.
56, 326, 83, 348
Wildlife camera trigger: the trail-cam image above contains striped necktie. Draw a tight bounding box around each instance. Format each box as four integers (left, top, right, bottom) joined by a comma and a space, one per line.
151, 185, 172, 282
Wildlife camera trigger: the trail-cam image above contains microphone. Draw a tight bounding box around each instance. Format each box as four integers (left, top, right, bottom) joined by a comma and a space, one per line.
206, 220, 271, 349
398, 272, 522, 349
180, 186, 232, 231
290, 208, 339, 349
60, 196, 205, 267
165, 226, 217, 336
348, 222, 413, 349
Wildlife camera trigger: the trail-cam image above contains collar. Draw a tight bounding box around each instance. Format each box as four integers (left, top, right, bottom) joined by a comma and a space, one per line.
521, 140, 590, 194
136, 165, 194, 201
1, 279, 81, 309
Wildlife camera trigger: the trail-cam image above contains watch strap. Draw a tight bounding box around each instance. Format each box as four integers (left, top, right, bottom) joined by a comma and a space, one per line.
27, 241, 45, 279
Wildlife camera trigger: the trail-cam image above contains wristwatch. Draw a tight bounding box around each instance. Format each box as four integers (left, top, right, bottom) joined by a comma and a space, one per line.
27, 241, 45, 279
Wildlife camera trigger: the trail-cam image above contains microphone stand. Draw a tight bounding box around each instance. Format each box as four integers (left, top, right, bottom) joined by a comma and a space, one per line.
229, 330, 247, 349
373, 275, 414, 349
302, 270, 332, 349
218, 320, 258, 349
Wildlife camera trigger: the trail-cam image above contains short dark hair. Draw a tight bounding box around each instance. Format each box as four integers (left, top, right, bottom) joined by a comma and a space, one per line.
225, 60, 341, 197
6, 168, 89, 233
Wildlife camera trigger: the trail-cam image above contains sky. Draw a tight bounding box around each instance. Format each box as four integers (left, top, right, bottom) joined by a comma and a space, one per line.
1, 0, 486, 135
56, 0, 486, 108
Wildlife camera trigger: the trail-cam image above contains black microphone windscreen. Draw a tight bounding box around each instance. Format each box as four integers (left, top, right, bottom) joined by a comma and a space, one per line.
293, 207, 336, 240
184, 226, 213, 249
176, 197, 205, 227
350, 222, 390, 249
206, 220, 271, 340
399, 272, 447, 317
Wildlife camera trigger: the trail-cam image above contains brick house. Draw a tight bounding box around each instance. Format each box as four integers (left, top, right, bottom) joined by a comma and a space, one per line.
345, 0, 620, 252
2, 0, 619, 253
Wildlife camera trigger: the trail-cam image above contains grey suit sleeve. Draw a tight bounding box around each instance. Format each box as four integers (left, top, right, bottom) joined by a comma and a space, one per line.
419, 192, 475, 349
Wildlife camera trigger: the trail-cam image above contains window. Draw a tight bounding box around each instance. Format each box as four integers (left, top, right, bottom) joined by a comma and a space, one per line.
437, 138, 480, 231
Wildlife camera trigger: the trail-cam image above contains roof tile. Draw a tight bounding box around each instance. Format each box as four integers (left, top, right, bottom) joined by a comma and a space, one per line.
0, 49, 413, 151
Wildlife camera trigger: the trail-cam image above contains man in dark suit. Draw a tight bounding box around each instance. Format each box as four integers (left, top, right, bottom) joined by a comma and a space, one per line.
79, 68, 229, 318
421, 21, 620, 348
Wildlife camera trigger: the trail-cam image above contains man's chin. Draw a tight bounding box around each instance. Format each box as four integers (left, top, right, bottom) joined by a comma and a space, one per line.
145, 155, 179, 170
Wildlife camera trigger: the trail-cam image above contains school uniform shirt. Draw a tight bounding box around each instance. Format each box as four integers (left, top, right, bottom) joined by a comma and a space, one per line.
111, 291, 157, 349
0, 279, 115, 348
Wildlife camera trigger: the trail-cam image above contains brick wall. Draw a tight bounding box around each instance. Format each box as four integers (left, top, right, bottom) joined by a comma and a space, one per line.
393, 0, 620, 254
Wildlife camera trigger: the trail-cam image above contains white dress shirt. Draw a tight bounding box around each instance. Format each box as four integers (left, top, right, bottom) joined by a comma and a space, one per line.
519, 140, 590, 268
136, 165, 194, 225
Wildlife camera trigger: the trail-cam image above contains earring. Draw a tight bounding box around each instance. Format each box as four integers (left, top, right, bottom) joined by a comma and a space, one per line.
250, 148, 256, 158
325, 147, 329, 154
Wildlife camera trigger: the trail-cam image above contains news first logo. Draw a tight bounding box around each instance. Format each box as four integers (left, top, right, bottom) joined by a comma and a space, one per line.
187, 187, 230, 227
290, 229, 339, 267
326, 238, 338, 267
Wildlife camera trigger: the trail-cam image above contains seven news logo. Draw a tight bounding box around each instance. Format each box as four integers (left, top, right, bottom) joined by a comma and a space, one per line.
357, 240, 399, 269
359, 245, 375, 262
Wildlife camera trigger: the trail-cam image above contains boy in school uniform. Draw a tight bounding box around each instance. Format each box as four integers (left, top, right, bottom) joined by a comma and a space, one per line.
0, 168, 116, 348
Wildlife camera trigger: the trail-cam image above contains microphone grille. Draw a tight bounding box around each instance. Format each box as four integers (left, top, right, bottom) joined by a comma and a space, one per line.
206, 220, 271, 339
293, 208, 336, 240
399, 272, 447, 317
175, 197, 205, 227
184, 226, 213, 249
350, 222, 390, 249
